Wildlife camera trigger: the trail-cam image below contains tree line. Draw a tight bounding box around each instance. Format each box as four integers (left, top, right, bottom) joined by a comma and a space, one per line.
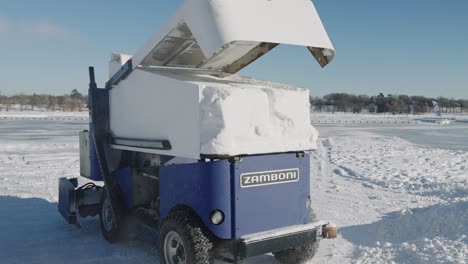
1, 89, 467, 114
310, 93, 468, 114
0, 89, 87, 112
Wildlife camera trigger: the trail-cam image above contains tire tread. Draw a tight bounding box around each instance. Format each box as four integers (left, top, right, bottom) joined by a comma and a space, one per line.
159, 210, 214, 264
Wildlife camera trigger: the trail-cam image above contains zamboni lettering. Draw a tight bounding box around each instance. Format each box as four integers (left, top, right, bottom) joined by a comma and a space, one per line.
240, 169, 299, 188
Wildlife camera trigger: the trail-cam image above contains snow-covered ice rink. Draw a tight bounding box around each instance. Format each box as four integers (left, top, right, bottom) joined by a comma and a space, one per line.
0, 113, 466, 263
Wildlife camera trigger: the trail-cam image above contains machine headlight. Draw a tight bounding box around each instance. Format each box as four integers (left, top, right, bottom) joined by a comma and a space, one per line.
210, 210, 225, 225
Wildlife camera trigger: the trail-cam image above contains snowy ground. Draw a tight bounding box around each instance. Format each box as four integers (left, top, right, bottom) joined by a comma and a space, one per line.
0, 111, 88, 120
0, 112, 467, 263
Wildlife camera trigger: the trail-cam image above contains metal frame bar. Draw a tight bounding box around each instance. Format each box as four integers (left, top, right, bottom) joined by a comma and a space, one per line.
112, 137, 172, 151
105, 59, 133, 89
136, 65, 228, 78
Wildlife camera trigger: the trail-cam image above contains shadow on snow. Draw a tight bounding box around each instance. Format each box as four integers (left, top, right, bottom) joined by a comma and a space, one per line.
0, 196, 155, 264
340, 201, 468, 247
0, 196, 280, 264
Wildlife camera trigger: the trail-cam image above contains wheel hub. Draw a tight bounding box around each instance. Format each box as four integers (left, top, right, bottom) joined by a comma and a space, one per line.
164, 231, 186, 264
102, 197, 114, 232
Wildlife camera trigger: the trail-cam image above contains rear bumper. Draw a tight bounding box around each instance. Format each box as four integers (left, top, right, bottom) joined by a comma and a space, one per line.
235, 221, 337, 259
58, 178, 78, 224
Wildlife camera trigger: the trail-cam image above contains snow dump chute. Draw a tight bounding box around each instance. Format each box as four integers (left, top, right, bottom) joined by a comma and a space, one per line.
125, 0, 335, 77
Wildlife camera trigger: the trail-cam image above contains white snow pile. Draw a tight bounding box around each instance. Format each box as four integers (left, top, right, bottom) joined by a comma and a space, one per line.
343, 185, 468, 264
198, 75, 318, 155
356, 236, 467, 264
309, 125, 468, 264
349, 202, 468, 264
329, 136, 468, 200
110, 70, 317, 158
356, 202, 468, 264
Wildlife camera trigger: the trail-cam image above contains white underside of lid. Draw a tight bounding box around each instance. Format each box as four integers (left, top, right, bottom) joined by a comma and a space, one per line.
132, 0, 335, 74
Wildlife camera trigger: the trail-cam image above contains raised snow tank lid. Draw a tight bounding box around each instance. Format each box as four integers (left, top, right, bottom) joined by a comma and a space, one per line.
132, 0, 335, 75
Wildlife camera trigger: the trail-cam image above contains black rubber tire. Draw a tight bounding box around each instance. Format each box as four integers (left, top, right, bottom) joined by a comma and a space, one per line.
159, 210, 214, 264
99, 189, 124, 243
273, 242, 319, 264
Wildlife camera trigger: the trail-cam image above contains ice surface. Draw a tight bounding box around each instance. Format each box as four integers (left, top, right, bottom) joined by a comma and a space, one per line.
0, 114, 467, 263
0, 111, 88, 119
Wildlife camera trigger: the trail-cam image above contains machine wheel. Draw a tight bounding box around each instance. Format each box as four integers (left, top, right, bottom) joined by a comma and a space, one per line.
99, 189, 124, 243
273, 241, 319, 264
159, 210, 214, 264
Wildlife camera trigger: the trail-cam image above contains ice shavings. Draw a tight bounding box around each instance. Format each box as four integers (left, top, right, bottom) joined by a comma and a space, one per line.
309, 122, 468, 264
198, 78, 317, 156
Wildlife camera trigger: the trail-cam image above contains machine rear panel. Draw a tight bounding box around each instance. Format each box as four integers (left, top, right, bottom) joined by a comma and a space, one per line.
231, 153, 311, 238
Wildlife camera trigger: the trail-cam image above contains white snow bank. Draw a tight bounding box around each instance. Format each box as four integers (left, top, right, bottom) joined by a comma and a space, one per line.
327, 135, 468, 200
356, 236, 467, 264
343, 202, 468, 246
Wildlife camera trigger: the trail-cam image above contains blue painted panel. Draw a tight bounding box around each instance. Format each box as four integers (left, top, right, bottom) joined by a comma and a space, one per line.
88, 87, 108, 182
88, 126, 103, 181
116, 167, 132, 208
232, 153, 310, 238
160, 160, 232, 239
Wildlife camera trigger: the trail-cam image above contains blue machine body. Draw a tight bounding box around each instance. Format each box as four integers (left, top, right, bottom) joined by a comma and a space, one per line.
88, 126, 103, 181
57, 70, 322, 261
160, 160, 233, 239
231, 153, 311, 238
88, 140, 310, 240
159, 153, 311, 239
115, 167, 133, 208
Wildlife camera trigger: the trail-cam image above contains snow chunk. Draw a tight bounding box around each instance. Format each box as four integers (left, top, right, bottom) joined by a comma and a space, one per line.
199, 79, 317, 156
110, 70, 318, 159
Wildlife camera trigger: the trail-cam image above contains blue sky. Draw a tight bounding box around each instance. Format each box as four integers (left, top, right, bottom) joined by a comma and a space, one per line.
0, 0, 467, 98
